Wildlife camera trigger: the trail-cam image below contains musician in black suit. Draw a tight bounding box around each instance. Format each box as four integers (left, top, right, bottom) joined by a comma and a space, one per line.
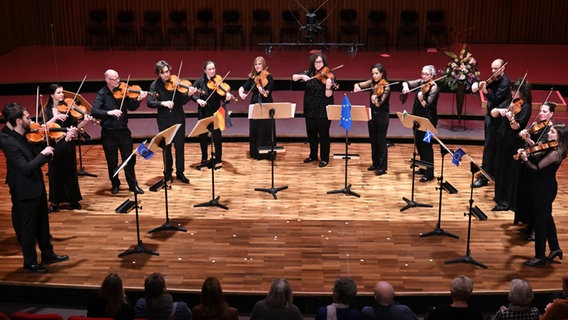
147, 60, 195, 184
1, 102, 69, 273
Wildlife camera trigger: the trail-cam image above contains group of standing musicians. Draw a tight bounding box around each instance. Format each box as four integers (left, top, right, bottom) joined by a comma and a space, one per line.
1, 53, 566, 272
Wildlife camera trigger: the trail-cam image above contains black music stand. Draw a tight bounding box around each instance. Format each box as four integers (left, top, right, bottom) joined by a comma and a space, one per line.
445, 161, 488, 269
147, 124, 187, 233
326, 104, 370, 198
397, 112, 436, 211
77, 139, 97, 177
420, 144, 459, 239
250, 102, 294, 199
118, 189, 159, 257
189, 116, 228, 210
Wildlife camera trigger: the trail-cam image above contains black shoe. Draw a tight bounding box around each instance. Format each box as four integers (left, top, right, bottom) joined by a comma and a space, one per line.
525, 234, 535, 241
214, 158, 222, 164
524, 257, 546, 266
375, 170, 386, 176
41, 254, 69, 265
420, 175, 434, 182
130, 185, 145, 194
24, 264, 47, 273
471, 177, 488, 188
48, 203, 59, 213
492, 204, 509, 211
176, 173, 190, 184
415, 168, 426, 175
201, 159, 207, 165
318, 161, 328, 167
111, 186, 119, 194
70, 202, 81, 210
164, 173, 173, 182
367, 165, 377, 171
547, 249, 563, 261
303, 157, 316, 163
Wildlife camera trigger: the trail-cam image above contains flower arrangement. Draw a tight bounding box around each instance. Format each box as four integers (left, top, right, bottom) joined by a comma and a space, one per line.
439, 44, 480, 92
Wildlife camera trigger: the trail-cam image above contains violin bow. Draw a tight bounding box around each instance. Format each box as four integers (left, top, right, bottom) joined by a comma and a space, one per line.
204, 71, 231, 103
171, 61, 184, 105
35, 85, 40, 123
485, 61, 509, 82
510, 72, 528, 104
66, 75, 87, 116
307, 64, 344, 81
356, 81, 401, 93
118, 74, 131, 112
408, 75, 448, 93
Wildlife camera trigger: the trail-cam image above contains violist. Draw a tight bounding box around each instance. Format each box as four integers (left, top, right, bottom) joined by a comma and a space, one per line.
353, 63, 390, 176
238, 56, 275, 160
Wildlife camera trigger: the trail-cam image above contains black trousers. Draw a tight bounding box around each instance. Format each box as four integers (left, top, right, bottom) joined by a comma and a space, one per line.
199, 129, 222, 162
368, 111, 389, 171
101, 128, 137, 189
481, 114, 498, 180
11, 193, 53, 266
414, 129, 434, 178
160, 121, 186, 176
305, 117, 331, 162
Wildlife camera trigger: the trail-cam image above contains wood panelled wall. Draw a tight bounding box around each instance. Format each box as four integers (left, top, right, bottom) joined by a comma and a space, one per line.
1, 0, 567, 55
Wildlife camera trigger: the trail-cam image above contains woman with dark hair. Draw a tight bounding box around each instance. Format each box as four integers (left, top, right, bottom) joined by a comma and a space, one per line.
87, 272, 135, 320
43, 84, 93, 212
135, 272, 192, 320
490, 78, 532, 211
192, 60, 235, 165
192, 277, 238, 320
519, 123, 567, 266
353, 63, 390, 176
250, 278, 303, 320
292, 52, 335, 168
315, 277, 360, 320
238, 56, 275, 160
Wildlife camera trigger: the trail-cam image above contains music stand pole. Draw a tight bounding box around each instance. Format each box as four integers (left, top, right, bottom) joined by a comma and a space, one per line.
118, 190, 159, 257
327, 129, 360, 197
255, 108, 288, 199
77, 142, 97, 177
420, 147, 459, 238
401, 122, 433, 211
445, 162, 487, 268
148, 145, 187, 233
194, 124, 228, 210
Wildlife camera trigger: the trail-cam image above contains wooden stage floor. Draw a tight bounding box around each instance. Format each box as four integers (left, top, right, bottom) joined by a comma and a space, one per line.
0, 142, 567, 299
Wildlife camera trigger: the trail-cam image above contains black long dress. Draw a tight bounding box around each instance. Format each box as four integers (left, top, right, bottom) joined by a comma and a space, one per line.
241, 73, 275, 159
366, 81, 390, 172
43, 106, 83, 206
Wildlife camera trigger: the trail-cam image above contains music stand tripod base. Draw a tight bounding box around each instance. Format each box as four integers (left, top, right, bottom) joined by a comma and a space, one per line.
327, 184, 360, 198
445, 255, 487, 269
400, 197, 433, 212
255, 186, 289, 200
194, 196, 228, 210
118, 240, 159, 257
420, 226, 459, 238
148, 221, 187, 233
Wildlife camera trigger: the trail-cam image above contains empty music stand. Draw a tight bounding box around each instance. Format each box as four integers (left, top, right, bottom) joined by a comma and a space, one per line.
326, 104, 370, 198
112, 144, 159, 258
445, 161, 489, 268
146, 124, 187, 234
397, 112, 437, 211
189, 116, 228, 210
250, 102, 295, 199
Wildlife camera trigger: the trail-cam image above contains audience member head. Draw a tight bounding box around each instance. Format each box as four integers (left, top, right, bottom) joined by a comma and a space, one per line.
508, 278, 534, 308
144, 272, 167, 299
450, 275, 473, 303
373, 281, 395, 307
98, 272, 127, 316
199, 277, 230, 314
332, 277, 357, 306
265, 278, 294, 308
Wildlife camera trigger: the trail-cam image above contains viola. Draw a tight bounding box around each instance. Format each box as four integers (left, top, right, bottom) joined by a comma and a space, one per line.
528, 119, 550, 134
165, 75, 204, 95
314, 66, 339, 90
57, 98, 100, 125
253, 70, 271, 97
514, 140, 558, 160
509, 98, 523, 115
421, 81, 434, 95
26, 122, 67, 143
207, 75, 238, 101
373, 79, 388, 97
113, 82, 157, 100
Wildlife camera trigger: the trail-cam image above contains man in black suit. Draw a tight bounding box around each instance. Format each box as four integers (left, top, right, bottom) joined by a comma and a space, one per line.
1, 102, 69, 273
147, 60, 195, 183
91, 69, 147, 195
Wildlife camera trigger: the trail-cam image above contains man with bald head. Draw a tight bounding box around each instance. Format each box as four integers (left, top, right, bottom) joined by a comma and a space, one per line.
92, 69, 147, 195
361, 281, 418, 320
471, 58, 511, 188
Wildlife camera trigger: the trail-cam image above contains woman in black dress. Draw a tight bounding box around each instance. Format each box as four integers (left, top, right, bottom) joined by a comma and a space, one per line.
238, 56, 275, 160
192, 60, 235, 164
43, 84, 93, 212
520, 123, 567, 266
292, 52, 335, 168
353, 63, 390, 176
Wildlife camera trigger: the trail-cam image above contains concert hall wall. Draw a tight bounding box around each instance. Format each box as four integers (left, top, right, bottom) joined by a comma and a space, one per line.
1, 0, 566, 55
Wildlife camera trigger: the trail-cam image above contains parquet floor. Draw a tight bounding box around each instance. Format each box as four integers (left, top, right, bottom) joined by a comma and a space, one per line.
0, 142, 567, 296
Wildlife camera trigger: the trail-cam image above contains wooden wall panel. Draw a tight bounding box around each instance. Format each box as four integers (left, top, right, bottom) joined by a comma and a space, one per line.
0, 0, 565, 55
